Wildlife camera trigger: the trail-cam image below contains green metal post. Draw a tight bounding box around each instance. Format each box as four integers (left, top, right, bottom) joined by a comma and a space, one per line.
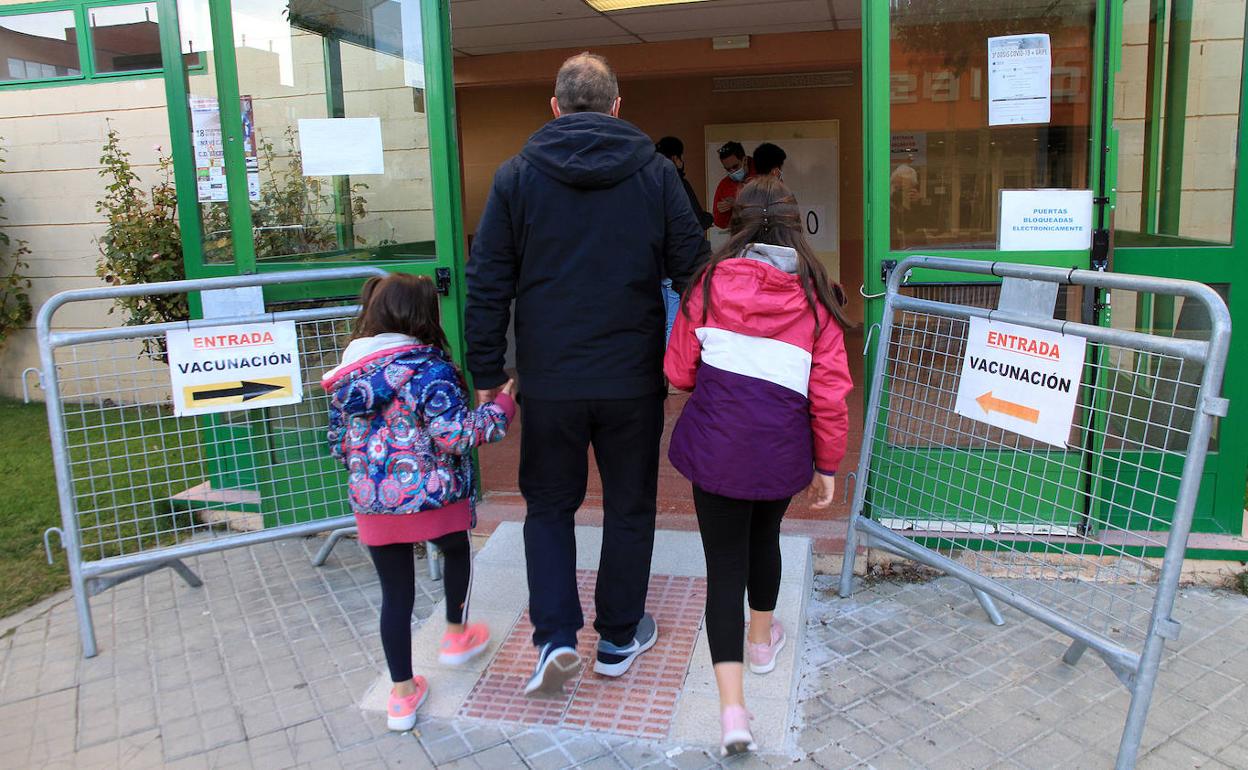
1139, 0, 1167, 233
157, 0, 206, 280
1158, 0, 1192, 236
207, 0, 256, 273
323, 36, 355, 251
421, 0, 468, 365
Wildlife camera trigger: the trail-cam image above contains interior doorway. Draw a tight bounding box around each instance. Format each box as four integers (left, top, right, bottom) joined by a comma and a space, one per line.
450, 0, 867, 537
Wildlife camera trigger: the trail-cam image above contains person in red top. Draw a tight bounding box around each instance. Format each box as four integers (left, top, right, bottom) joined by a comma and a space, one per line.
711, 141, 755, 229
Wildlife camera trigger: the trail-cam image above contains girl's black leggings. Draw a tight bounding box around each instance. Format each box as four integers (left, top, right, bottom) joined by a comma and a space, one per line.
692, 486, 791, 664
369, 530, 471, 684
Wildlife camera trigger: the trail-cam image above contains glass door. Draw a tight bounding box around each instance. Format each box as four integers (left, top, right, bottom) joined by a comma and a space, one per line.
1109, 0, 1248, 547
862, 0, 1116, 532
159, 0, 466, 354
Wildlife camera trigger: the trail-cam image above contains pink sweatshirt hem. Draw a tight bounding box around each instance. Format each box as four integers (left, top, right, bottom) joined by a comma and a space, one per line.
355, 499, 471, 546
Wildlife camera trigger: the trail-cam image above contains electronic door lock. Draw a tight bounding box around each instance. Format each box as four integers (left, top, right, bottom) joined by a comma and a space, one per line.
435, 267, 451, 296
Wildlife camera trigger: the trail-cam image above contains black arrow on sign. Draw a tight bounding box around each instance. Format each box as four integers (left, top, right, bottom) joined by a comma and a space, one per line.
192, 381, 285, 403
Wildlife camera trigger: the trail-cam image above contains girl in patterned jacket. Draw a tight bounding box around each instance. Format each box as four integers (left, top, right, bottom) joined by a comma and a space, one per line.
322, 273, 516, 732
664, 176, 853, 756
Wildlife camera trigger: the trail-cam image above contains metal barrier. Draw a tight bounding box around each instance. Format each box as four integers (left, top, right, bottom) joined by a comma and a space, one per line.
838, 256, 1230, 770
36, 267, 428, 657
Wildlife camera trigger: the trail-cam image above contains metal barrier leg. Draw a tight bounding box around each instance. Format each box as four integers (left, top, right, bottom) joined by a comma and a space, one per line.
427, 541, 442, 581
971, 588, 1006, 626
87, 559, 202, 595
1063, 639, 1089, 666
169, 559, 204, 588
71, 569, 98, 659
312, 526, 358, 567
838, 521, 859, 598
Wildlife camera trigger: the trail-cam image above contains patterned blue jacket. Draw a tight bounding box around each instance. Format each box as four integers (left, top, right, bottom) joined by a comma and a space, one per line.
322, 337, 510, 516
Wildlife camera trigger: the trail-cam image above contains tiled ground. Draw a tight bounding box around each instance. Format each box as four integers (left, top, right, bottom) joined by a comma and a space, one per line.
0, 532, 1244, 769
459, 571, 705, 739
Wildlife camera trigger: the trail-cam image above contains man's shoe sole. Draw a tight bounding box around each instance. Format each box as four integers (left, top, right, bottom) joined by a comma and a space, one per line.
523, 650, 581, 696
593, 625, 659, 677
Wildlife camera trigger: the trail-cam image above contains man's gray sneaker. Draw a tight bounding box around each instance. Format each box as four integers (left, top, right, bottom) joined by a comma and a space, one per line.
594, 613, 658, 677
524, 643, 581, 696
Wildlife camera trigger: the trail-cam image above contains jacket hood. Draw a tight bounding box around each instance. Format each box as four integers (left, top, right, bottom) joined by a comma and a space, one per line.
705, 257, 825, 340
521, 112, 656, 189
322, 336, 452, 416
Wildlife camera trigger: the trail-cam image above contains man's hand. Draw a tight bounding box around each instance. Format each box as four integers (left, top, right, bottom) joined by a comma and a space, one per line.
477, 379, 516, 405
476, 386, 503, 404
809, 473, 836, 509
716, 197, 734, 213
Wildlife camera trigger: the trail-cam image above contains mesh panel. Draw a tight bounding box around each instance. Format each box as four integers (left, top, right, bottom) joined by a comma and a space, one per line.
53, 314, 355, 563
865, 301, 1200, 648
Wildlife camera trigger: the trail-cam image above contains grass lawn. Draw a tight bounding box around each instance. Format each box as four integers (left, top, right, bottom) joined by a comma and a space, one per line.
0, 396, 210, 618
0, 398, 70, 617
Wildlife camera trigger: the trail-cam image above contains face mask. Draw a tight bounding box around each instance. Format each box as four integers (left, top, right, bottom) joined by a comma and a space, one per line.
728, 167, 747, 183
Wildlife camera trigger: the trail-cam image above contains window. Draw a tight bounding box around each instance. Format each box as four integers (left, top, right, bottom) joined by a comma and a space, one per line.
1115, 0, 1246, 246
89, 3, 160, 74
0, 0, 199, 88
0, 10, 80, 84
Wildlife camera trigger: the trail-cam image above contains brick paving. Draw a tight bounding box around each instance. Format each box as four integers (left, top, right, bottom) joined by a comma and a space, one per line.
460, 571, 705, 739
0, 532, 1244, 768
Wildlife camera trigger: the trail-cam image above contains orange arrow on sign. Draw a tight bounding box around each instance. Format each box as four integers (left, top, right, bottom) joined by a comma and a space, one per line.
976, 391, 1040, 423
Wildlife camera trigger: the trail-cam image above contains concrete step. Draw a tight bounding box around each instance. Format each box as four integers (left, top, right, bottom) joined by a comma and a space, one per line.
361, 522, 813, 755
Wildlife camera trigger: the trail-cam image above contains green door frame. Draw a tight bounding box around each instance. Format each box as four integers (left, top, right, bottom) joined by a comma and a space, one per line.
862, 0, 1245, 554
1112, 1, 1248, 552
157, 0, 468, 356
860, 0, 1120, 533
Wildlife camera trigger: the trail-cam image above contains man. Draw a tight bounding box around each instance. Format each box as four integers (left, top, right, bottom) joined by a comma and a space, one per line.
655, 135, 714, 231
753, 142, 787, 178
711, 141, 755, 229
466, 53, 707, 696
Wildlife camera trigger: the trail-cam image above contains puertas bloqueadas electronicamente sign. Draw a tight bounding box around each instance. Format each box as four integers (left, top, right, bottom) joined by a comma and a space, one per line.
166, 322, 303, 417
954, 317, 1087, 447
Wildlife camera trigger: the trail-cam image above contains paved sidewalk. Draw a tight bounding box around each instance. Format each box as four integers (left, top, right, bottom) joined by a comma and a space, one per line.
0, 533, 1244, 769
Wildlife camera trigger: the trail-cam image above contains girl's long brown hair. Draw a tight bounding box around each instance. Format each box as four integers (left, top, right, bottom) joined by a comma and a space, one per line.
684, 176, 849, 334
351, 273, 450, 353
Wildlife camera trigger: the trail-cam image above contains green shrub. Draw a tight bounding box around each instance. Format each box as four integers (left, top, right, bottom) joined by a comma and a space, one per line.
0, 142, 32, 354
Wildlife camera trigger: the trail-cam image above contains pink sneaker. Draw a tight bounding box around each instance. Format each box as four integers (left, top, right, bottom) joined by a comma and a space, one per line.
747, 620, 786, 675
721, 705, 756, 757
438, 622, 491, 666
386, 676, 428, 732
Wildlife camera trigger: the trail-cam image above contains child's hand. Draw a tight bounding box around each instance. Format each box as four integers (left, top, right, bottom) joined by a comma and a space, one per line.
809, 473, 836, 509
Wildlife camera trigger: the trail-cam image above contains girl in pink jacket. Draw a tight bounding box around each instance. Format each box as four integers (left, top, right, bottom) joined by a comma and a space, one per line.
664, 176, 853, 756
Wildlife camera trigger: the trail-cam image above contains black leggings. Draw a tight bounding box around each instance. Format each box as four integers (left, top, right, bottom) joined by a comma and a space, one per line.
693, 486, 790, 664
369, 530, 471, 683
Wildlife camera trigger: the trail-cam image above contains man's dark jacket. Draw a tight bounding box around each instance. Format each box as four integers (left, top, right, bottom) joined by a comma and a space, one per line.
466, 112, 709, 400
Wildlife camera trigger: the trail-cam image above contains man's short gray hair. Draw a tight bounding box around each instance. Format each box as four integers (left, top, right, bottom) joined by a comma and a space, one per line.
554, 52, 619, 114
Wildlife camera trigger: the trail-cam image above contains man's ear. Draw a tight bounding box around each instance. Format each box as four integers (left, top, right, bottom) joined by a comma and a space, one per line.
609, 97, 622, 118
550, 97, 561, 118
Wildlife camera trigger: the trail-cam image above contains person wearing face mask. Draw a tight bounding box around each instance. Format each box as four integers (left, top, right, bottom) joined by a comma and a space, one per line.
712, 141, 755, 230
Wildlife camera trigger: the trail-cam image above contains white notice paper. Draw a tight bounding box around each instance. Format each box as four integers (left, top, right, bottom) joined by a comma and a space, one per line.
954, 317, 1086, 447
988, 34, 1051, 126
998, 189, 1094, 251
298, 118, 385, 177
166, 322, 303, 417
200, 286, 266, 319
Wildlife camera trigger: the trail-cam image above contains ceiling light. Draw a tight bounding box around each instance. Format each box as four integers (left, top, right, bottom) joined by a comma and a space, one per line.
585, 0, 713, 11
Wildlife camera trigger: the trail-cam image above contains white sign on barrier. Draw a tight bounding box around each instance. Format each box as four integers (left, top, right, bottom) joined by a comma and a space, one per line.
954, 317, 1086, 446
166, 322, 303, 417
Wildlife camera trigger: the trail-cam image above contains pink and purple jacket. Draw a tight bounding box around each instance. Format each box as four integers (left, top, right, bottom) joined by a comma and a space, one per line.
664, 244, 853, 501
